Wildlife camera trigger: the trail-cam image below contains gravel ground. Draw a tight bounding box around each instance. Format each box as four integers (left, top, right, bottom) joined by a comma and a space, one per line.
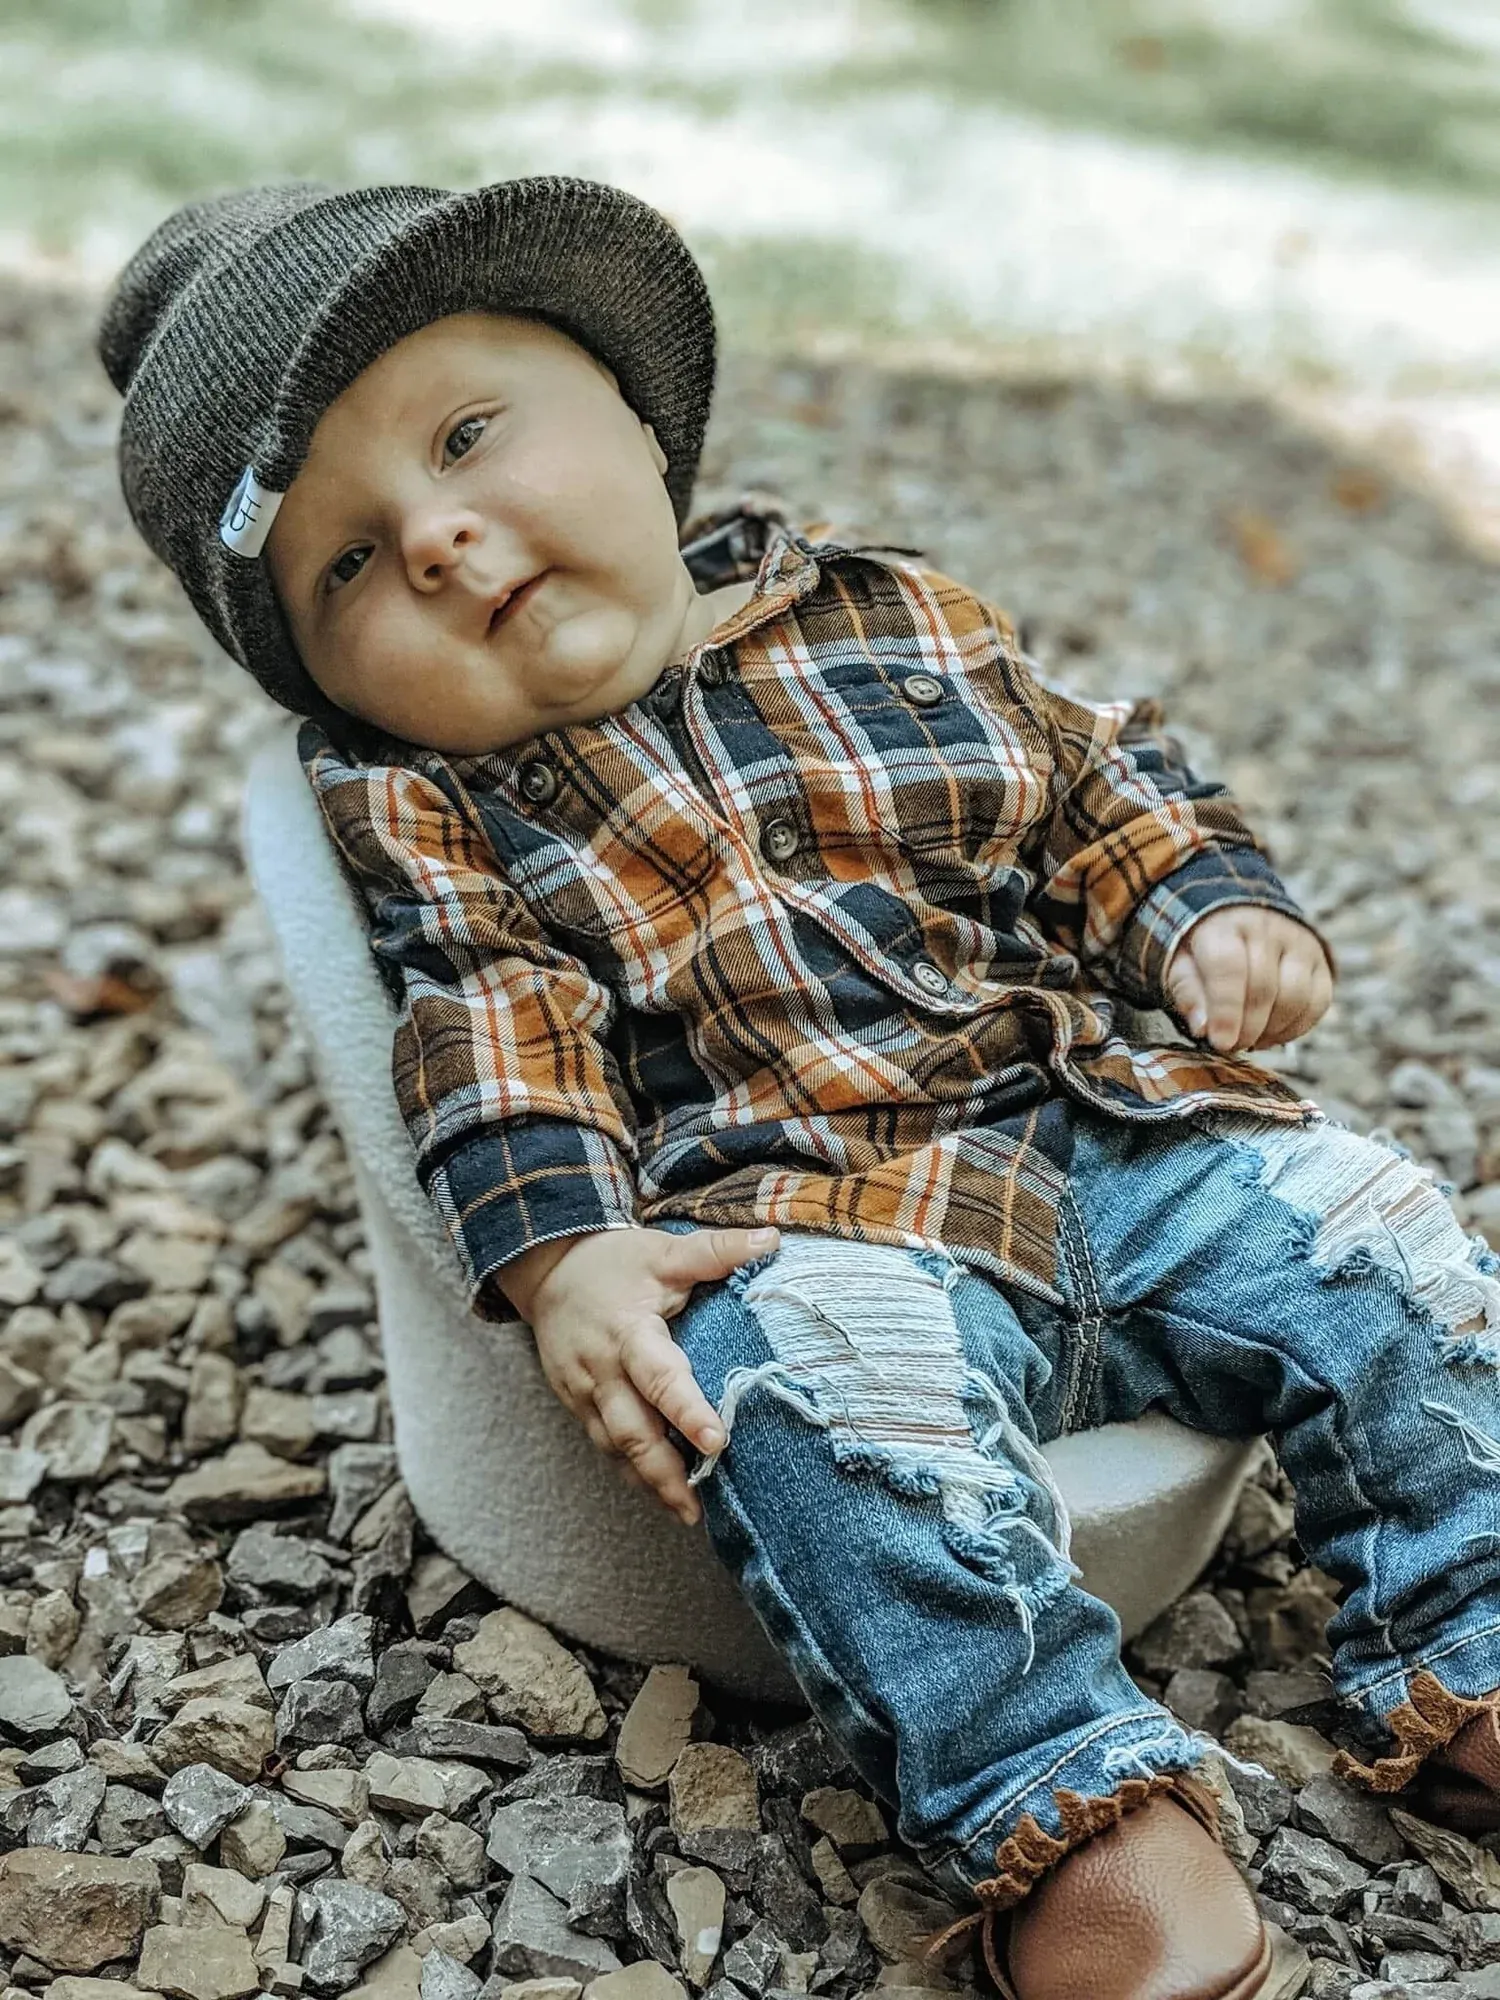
1, 279, 1499, 2000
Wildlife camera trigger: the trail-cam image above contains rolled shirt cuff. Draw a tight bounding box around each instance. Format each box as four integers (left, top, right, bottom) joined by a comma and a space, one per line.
1108, 847, 1330, 1012
423, 1116, 641, 1320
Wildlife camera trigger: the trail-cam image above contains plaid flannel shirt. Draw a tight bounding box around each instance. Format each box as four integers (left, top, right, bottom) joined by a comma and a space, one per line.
302, 510, 1319, 1315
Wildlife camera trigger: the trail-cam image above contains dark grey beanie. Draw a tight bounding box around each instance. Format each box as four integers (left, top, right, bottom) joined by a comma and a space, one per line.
98, 176, 717, 717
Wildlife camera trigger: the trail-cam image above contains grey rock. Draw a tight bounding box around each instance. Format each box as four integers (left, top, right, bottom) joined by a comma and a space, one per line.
297, 1876, 409, 1992
42, 1257, 145, 1312
0, 1656, 73, 1736
748, 1722, 851, 1800
498, 1756, 615, 1803
1392, 1864, 1448, 1922
225, 1523, 338, 1600
490, 1872, 622, 1983
267, 1614, 376, 1693
750, 1837, 827, 1953
1244, 1669, 1334, 1721
1463, 1911, 1500, 1966
392, 1715, 530, 1769
277, 1676, 366, 1749
415, 1812, 487, 1892
311, 1326, 383, 1391
133, 1832, 199, 1897
385, 1853, 453, 1929
27, 1763, 107, 1850
0, 1783, 39, 1843
161, 1763, 252, 1848
0, 1446, 49, 1503
1261, 1825, 1369, 1916
264, 1790, 352, 1854
16, 1737, 84, 1784
421, 1949, 484, 2000
241, 1605, 313, 1646
1381, 1954, 1456, 1985
368, 1643, 441, 1737
1163, 1667, 1240, 1736
624, 1856, 679, 1968
722, 1921, 788, 1998
1363, 1909, 1461, 1957
1295, 1773, 1405, 1868
485, 1797, 632, 1936
1290, 1909, 1356, 1961
96, 1781, 169, 1852
312, 1389, 381, 1442
1224, 1756, 1294, 1838
1132, 1591, 1242, 1673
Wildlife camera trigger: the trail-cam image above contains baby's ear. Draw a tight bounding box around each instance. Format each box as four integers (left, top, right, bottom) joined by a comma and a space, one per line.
641, 421, 669, 479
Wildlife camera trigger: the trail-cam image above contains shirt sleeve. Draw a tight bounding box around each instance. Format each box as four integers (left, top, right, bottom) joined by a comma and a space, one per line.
993, 635, 1323, 1009
300, 727, 641, 1316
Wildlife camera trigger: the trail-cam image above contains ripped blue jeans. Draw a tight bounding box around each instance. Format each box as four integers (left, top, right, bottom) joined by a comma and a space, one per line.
663, 1105, 1500, 1910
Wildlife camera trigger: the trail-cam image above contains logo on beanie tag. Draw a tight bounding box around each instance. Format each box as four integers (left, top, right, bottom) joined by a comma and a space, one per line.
219, 466, 284, 558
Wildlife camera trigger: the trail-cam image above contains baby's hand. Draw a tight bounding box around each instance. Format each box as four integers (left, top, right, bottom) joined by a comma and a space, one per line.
1164, 907, 1333, 1053
499, 1224, 779, 1528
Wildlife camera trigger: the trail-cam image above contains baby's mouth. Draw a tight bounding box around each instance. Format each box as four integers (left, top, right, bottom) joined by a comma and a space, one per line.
487, 572, 547, 635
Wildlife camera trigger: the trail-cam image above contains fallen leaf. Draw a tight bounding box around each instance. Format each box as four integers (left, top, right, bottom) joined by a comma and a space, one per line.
1227, 508, 1300, 587
1331, 466, 1386, 514
44, 968, 157, 1019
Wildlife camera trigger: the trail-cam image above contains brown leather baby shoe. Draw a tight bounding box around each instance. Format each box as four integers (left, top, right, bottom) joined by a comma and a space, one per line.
1002, 1794, 1273, 2000
1415, 1704, 1500, 1834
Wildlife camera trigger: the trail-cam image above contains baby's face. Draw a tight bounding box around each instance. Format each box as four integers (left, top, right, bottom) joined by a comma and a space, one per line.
266, 311, 696, 753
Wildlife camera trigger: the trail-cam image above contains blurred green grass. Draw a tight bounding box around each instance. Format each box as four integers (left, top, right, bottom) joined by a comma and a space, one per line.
6, 0, 1500, 261
840, 0, 1500, 196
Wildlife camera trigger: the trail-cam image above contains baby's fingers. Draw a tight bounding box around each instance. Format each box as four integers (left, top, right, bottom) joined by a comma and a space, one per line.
1256, 949, 1313, 1048
1165, 951, 1210, 1040
620, 1316, 724, 1457
593, 1378, 703, 1528
1191, 927, 1251, 1052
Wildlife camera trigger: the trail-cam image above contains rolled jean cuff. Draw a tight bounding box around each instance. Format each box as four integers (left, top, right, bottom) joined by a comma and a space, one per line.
918, 1761, 1223, 1986
1337, 1641, 1500, 1794
918, 1714, 1212, 1957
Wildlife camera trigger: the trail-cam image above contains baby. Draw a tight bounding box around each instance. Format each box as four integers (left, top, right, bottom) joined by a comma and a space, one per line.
101, 176, 1500, 2000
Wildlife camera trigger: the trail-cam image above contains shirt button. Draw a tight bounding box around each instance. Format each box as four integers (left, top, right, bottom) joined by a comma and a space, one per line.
901, 673, 945, 707
912, 958, 949, 995
760, 818, 800, 864
517, 759, 559, 807
698, 654, 725, 689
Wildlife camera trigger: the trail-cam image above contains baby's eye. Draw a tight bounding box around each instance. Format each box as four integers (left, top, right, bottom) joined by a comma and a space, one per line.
328, 546, 371, 590
443, 416, 487, 464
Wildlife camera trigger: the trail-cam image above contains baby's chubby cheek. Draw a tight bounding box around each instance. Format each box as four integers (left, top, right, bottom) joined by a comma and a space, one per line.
525, 594, 651, 702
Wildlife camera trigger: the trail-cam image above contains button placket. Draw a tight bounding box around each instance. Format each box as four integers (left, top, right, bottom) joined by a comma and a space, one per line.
760, 818, 800, 865
517, 759, 559, 807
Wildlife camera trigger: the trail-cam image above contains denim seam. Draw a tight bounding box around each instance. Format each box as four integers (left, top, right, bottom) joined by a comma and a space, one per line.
1057, 1187, 1104, 1435
1352, 1610, 1500, 1706
921, 1705, 1184, 1873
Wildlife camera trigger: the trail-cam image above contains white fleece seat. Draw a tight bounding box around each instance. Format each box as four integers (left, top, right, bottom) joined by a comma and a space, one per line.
243, 725, 1258, 1702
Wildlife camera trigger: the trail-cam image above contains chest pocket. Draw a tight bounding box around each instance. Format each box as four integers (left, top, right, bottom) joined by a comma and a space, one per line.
742, 655, 1052, 877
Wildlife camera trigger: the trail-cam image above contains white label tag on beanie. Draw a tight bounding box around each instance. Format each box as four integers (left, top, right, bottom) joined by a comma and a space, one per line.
219, 466, 284, 558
